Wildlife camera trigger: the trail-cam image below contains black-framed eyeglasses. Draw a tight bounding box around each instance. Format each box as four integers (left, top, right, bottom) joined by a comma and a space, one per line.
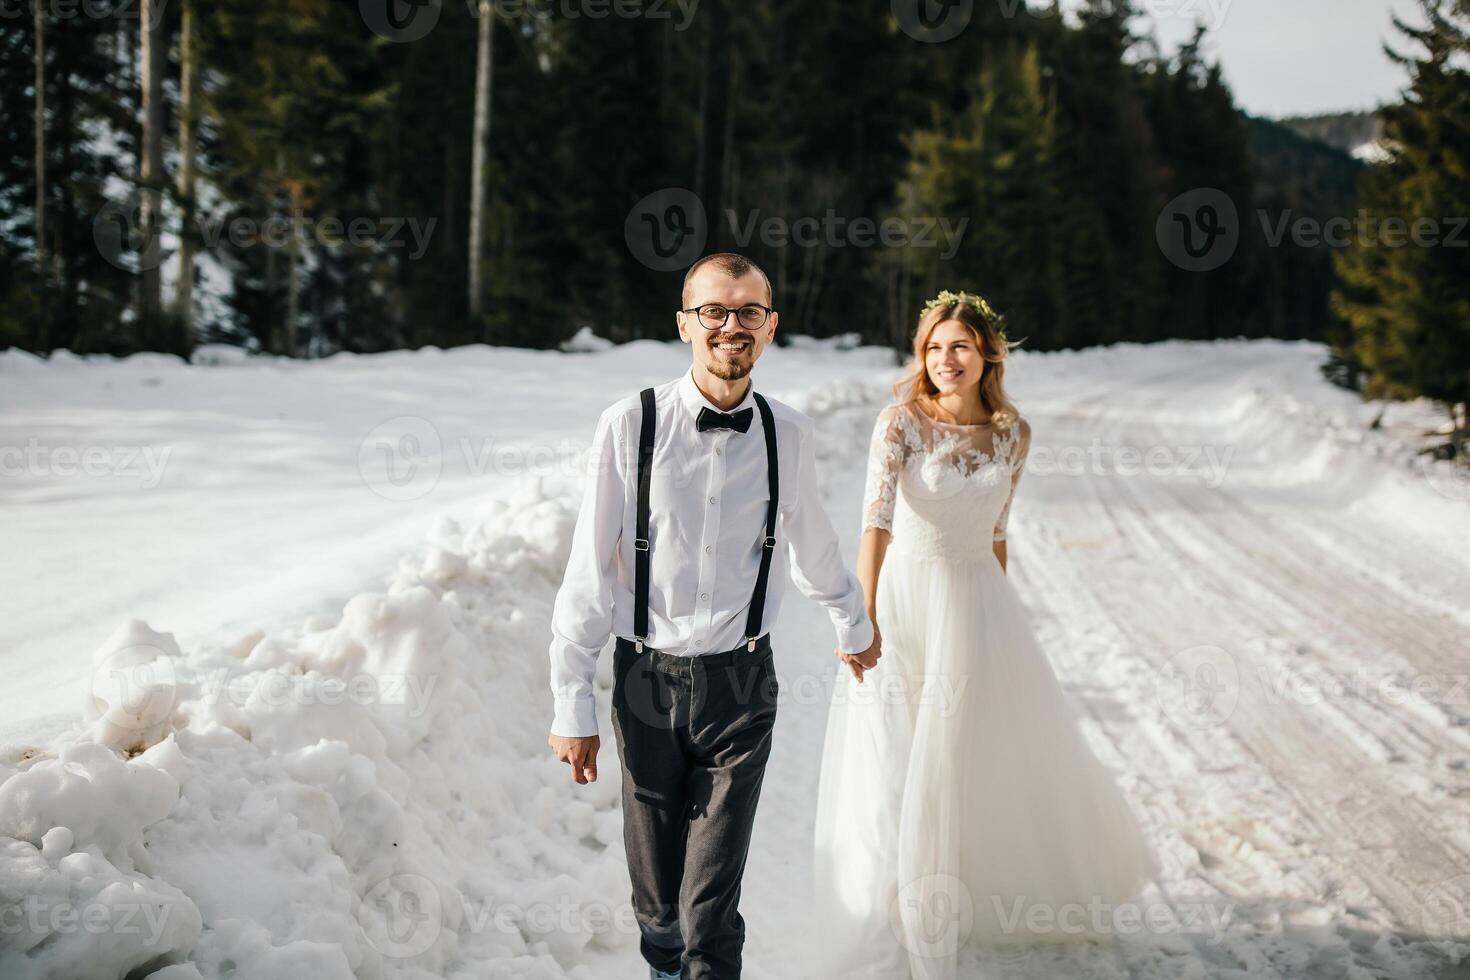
682, 303, 773, 330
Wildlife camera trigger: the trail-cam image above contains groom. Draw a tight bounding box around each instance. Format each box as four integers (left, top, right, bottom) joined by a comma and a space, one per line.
547, 252, 881, 979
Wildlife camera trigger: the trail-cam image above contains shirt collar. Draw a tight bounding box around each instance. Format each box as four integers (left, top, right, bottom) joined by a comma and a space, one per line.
678, 368, 756, 424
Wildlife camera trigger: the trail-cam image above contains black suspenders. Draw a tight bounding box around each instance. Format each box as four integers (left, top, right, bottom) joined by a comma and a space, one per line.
632, 387, 779, 654
744, 393, 779, 650
633, 388, 658, 651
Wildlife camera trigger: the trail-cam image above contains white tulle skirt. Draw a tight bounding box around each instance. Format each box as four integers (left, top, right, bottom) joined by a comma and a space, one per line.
810, 545, 1160, 980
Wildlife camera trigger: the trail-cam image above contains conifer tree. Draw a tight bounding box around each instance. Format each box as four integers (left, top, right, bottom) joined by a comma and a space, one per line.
1332, 0, 1470, 435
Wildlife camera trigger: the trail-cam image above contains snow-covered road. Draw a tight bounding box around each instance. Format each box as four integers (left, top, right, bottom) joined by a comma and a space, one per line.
2, 338, 1467, 979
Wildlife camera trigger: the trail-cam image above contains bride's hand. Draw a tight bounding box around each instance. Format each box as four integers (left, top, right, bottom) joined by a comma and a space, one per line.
836, 625, 881, 683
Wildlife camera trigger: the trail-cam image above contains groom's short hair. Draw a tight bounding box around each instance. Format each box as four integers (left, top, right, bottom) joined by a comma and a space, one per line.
682, 253, 773, 308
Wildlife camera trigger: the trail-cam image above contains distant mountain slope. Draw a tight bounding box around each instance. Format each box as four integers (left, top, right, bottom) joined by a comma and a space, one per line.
1246, 115, 1366, 216
1236, 114, 1367, 340
1274, 110, 1387, 162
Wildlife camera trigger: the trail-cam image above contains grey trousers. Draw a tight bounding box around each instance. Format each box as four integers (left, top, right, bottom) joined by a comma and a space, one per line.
610, 633, 779, 980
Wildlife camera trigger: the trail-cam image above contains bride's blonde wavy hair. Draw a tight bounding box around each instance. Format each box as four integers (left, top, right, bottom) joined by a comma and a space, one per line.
895, 292, 1021, 426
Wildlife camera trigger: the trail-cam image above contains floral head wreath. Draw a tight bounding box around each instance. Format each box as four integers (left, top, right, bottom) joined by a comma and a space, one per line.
922, 289, 1008, 338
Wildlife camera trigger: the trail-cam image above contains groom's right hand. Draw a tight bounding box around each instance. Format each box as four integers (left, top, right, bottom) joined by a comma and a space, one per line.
548, 733, 600, 783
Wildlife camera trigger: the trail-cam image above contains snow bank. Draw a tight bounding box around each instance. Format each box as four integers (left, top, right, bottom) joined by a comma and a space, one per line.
187, 345, 258, 367
557, 327, 613, 354
0, 481, 631, 979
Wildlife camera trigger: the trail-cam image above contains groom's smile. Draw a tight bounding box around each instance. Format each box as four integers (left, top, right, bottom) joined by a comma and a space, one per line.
712, 335, 752, 357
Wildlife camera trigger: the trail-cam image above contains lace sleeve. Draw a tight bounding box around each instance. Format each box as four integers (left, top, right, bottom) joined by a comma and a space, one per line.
993, 417, 1031, 542
861, 404, 907, 533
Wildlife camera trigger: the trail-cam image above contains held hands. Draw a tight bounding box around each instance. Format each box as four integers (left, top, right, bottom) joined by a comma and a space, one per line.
835, 624, 882, 683
548, 733, 600, 783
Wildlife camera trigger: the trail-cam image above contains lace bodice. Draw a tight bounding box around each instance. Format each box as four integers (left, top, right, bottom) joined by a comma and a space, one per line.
860, 401, 1031, 560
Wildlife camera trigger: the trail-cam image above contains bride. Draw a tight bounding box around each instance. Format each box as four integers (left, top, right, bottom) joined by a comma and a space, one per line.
810, 291, 1160, 979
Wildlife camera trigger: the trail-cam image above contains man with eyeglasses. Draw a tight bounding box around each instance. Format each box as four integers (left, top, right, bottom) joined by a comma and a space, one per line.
547, 252, 881, 979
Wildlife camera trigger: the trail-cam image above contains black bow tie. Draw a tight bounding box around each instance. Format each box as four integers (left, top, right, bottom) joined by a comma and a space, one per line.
696, 406, 754, 433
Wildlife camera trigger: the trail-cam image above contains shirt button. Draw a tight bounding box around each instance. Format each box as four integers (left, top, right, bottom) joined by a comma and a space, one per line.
715, 447, 722, 455
704, 546, 712, 554
694, 641, 704, 649
699, 592, 709, 600
709, 495, 717, 504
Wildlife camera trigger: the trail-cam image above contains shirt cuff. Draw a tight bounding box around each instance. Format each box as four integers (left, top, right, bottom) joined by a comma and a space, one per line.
551, 696, 598, 738
836, 616, 875, 656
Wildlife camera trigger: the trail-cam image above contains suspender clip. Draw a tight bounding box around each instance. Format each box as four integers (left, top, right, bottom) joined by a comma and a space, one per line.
746, 637, 757, 652
634, 538, 650, 552
762, 535, 776, 550
635, 638, 644, 653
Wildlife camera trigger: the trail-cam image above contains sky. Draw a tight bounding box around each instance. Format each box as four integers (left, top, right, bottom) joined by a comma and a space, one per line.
1107, 0, 1420, 118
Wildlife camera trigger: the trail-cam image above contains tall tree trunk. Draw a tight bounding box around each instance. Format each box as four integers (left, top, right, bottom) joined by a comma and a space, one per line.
33, 0, 48, 350
468, 0, 496, 322
139, 0, 166, 342
287, 226, 300, 356
175, 0, 198, 349
693, 8, 711, 205
720, 49, 739, 213
265, 231, 279, 353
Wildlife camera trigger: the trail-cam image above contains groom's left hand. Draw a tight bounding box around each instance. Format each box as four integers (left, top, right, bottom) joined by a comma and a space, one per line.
836, 629, 881, 683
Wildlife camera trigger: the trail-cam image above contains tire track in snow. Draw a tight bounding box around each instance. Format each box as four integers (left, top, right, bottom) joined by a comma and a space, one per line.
1017, 344, 1470, 978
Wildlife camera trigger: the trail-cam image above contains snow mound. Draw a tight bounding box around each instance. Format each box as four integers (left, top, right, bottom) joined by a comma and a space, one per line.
188, 344, 257, 367
558, 327, 614, 353
84, 620, 185, 755
0, 348, 48, 373
0, 484, 631, 979
0, 742, 202, 980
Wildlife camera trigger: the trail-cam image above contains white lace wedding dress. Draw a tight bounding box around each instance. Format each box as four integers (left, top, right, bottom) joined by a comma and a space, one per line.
811, 401, 1159, 980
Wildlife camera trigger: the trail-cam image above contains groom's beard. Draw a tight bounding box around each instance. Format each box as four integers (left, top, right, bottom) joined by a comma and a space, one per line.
707, 358, 753, 381
706, 335, 755, 380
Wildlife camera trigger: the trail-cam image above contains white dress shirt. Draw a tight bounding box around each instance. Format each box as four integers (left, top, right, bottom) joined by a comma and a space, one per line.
548, 368, 875, 737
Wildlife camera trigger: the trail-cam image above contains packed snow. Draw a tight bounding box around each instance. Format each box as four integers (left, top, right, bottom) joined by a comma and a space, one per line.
1, 336, 1468, 979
